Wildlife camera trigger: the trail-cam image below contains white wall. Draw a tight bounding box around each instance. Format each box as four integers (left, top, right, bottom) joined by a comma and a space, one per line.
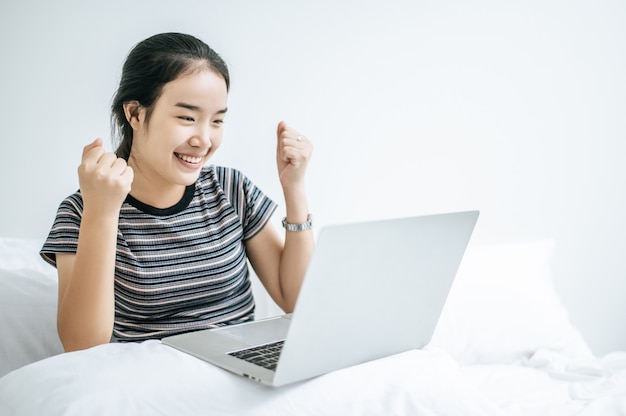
1, 0, 624, 355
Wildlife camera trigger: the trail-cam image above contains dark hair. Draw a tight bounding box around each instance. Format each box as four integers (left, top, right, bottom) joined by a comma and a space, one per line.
111, 32, 230, 160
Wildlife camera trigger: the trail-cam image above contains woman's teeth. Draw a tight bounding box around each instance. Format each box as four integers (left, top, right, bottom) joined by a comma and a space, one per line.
175, 153, 202, 164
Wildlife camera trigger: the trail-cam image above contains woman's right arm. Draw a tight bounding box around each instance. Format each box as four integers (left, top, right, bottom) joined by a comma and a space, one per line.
56, 138, 133, 352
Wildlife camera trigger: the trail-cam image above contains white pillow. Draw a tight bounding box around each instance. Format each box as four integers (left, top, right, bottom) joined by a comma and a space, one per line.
0, 268, 64, 377
0, 237, 51, 274
430, 240, 593, 365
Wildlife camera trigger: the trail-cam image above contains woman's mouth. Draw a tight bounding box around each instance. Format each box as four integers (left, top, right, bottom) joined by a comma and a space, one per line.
174, 153, 203, 164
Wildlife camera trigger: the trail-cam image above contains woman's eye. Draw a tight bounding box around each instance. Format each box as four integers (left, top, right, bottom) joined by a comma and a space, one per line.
213, 119, 225, 125
179, 116, 195, 122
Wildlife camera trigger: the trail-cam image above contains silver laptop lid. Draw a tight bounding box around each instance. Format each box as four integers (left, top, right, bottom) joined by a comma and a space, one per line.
273, 210, 479, 386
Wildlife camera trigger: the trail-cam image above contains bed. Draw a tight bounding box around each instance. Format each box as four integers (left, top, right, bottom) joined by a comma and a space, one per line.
1, 237, 625, 415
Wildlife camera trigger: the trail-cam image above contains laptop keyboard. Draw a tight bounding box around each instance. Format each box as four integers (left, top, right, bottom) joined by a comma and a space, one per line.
228, 340, 285, 371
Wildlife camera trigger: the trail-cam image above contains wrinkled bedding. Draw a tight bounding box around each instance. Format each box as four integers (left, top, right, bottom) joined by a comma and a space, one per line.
0, 341, 501, 415
2, 341, 626, 415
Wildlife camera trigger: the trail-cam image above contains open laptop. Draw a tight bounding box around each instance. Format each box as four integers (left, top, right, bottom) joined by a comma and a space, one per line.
163, 210, 479, 387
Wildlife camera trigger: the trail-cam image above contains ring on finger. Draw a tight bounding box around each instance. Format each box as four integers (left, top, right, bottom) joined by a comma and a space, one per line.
296, 135, 302, 142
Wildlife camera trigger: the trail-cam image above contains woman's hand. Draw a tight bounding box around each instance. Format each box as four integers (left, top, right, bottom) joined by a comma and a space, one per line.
275, 121, 313, 191
78, 138, 134, 215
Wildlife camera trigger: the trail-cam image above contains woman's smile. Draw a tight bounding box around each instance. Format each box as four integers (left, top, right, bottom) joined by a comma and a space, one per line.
174, 152, 205, 165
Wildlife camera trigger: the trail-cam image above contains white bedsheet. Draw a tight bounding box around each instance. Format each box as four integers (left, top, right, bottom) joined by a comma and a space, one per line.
2, 341, 626, 415
461, 349, 626, 416
0, 341, 504, 416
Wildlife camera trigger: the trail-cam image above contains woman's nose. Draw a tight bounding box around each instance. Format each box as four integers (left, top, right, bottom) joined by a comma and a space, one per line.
190, 124, 213, 148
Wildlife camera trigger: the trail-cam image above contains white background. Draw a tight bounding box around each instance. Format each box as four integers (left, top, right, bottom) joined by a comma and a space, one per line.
1, 0, 624, 355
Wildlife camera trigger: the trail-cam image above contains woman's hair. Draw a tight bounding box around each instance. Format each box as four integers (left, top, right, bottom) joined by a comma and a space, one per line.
111, 32, 230, 160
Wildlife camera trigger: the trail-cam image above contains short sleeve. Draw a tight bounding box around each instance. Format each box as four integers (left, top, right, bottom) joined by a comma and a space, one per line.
210, 166, 277, 240
241, 175, 278, 239
40, 192, 84, 267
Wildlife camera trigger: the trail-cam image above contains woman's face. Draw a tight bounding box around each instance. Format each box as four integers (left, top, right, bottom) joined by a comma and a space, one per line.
129, 68, 228, 189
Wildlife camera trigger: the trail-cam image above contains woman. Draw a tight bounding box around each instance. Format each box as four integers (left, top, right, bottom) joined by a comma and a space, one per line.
41, 32, 314, 352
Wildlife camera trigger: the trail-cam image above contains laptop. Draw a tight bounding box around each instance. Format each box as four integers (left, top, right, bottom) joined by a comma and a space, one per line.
162, 210, 479, 387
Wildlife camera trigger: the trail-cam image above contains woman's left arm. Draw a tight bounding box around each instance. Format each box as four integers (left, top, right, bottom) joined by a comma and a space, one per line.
245, 121, 314, 312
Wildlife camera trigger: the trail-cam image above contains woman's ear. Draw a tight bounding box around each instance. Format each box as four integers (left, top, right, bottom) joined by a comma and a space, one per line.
123, 101, 144, 129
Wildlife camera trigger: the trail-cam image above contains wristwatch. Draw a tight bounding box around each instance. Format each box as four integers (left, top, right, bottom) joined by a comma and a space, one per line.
282, 214, 313, 232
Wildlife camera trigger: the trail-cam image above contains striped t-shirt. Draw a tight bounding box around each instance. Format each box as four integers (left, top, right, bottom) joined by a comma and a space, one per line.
41, 165, 277, 342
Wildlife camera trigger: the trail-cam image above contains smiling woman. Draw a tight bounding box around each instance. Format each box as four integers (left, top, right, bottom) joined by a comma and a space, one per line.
39, 32, 315, 352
